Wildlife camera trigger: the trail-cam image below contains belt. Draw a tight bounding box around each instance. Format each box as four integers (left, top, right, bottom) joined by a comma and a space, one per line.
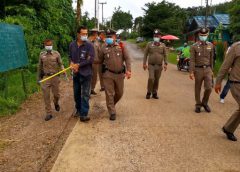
195, 65, 211, 68
44, 73, 56, 76
229, 80, 240, 84
106, 68, 124, 74
149, 64, 162, 66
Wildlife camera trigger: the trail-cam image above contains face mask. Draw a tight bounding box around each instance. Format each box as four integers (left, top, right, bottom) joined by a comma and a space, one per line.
106, 38, 114, 45
45, 46, 53, 51
153, 37, 160, 42
80, 35, 88, 42
199, 36, 208, 42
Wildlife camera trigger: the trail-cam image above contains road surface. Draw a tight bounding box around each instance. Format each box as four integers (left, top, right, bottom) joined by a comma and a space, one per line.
51, 42, 240, 172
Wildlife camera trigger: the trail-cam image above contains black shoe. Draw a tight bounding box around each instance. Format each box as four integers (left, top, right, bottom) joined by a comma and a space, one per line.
222, 127, 237, 141
146, 92, 151, 99
73, 111, 80, 118
110, 114, 116, 121
100, 88, 105, 92
152, 94, 159, 99
202, 104, 211, 113
91, 90, 97, 95
55, 104, 60, 112
195, 107, 201, 113
80, 116, 90, 122
45, 114, 53, 121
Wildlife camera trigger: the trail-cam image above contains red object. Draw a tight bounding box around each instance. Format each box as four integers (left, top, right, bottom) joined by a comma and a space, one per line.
161, 35, 179, 40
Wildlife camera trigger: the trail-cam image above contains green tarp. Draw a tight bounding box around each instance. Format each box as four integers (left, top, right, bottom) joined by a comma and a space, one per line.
0, 23, 28, 72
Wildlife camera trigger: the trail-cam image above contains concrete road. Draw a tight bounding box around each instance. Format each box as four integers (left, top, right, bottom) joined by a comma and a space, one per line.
51, 42, 240, 172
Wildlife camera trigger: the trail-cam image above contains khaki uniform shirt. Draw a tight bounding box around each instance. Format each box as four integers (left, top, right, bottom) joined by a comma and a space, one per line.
216, 42, 240, 84
190, 41, 214, 73
99, 43, 131, 72
143, 42, 167, 65
38, 50, 64, 80
91, 40, 101, 64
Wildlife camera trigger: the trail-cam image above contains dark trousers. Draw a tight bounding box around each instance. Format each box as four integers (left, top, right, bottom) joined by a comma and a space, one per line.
220, 80, 231, 99
73, 73, 91, 117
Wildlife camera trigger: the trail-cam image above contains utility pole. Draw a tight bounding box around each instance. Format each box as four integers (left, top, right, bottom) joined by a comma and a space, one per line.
94, 0, 98, 28
99, 2, 107, 25
205, 0, 209, 27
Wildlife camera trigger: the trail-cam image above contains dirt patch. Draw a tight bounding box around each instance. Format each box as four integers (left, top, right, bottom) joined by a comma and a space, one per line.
0, 81, 79, 172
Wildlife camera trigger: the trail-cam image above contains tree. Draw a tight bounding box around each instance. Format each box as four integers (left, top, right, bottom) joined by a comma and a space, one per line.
76, 0, 83, 27
141, 1, 187, 38
229, 0, 240, 41
134, 16, 143, 34
111, 7, 133, 30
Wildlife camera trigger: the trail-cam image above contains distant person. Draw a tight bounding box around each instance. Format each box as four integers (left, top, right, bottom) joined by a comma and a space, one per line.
88, 28, 102, 95
179, 43, 190, 66
37, 39, 65, 121
219, 69, 231, 104
215, 42, 240, 141
143, 29, 168, 99
99, 29, 131, 121
69, 26, 95, 122
189, 27, 214, 113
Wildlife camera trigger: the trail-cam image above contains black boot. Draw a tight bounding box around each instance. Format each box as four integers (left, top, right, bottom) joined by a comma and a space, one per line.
45, 114, 53, 121
80, 116, 90, 122
195, 106, 201, 113
146, 92, 151, 99
202, 104, 211, 113
55, 104, 60, 112
152, 93, 159, 99
222, 127, 237, 141
91, 90, 97, 95
110, 114, 116, 121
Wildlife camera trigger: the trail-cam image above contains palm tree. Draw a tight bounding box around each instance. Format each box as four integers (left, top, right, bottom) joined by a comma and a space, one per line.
76, 0, 83, 26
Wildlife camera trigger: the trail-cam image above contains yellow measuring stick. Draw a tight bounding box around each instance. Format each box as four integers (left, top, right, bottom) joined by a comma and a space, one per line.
38, 66, 71, 83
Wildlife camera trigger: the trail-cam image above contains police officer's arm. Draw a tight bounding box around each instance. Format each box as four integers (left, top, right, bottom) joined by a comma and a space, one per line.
216, 46, 236, 85
56, 52, 65, 70
163, 45, 168, 65
189, 45, 196, 74
143, 43, 150, 66
123, 46, 131, 72
79, 44, 95, 67
98, 46, 104, 64
37, 54, 44, 81
210, 44, 214, 70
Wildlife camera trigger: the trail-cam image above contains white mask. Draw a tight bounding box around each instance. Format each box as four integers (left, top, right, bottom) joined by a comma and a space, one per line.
81, 36, 88, 41
45, 46, 53, 51
199, 36, 208, 42
153, 37, 160, 42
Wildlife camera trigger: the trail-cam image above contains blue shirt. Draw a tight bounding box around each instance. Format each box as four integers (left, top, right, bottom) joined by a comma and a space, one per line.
69, 41, 95, 76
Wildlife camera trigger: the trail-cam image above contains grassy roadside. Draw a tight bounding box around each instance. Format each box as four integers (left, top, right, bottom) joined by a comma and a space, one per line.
0, 55, 69, 117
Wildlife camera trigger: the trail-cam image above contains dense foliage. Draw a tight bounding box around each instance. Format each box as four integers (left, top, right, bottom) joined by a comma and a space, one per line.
111, 7, 133, 31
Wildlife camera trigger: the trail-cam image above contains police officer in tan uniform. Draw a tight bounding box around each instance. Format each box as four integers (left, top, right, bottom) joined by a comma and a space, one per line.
98, 30, 106, 92
38, 39, 65, 121
99, 29, 131, 120
143, 29, 168, 99
89, 28, 101, 95
189, 27, 214, 113
215, 42, 240, 141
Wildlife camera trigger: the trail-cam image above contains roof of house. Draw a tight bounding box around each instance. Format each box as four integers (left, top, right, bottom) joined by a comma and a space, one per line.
192, 16, 219, 28
213, 14, 230, 25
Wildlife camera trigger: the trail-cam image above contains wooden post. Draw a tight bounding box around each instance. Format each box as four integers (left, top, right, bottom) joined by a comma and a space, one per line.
3, 72, 8, 99
21, 69, 27, 98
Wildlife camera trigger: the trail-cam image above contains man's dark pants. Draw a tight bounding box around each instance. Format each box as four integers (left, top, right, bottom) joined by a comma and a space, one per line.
73, 73, 91, 117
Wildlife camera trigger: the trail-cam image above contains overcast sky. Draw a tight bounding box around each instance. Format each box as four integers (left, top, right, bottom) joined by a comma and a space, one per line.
72, 0, 231, 21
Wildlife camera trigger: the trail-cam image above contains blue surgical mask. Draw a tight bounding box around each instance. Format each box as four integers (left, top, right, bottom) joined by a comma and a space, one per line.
80, 35, 88, 42
106, 38, 114, 45
153, 37, 160, 42
199, 35, 208, 42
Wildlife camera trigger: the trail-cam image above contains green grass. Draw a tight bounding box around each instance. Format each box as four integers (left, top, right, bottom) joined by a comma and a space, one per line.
0, 70, 39, 117
167, 52, 178, 65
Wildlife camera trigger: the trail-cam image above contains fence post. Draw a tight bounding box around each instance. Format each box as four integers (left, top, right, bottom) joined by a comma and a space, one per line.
21, 69, 27, 98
